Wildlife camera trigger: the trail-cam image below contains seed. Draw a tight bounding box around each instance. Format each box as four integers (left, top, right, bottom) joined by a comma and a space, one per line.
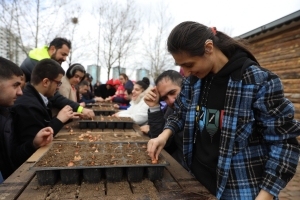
152, 159, 158, 164
68, 161, 74, 167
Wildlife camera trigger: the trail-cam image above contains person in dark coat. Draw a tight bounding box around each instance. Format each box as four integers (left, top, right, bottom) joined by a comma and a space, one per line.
11, 59, 77, 169
20, 37, 94, 118
95, 79, 116, 101
143, 70, 186, 169
0, 57, 53, 182
82, 73, 94, 100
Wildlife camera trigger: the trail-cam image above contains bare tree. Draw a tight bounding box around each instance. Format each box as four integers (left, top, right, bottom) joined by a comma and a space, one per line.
95, 0, 141, 80
143, 2, 174, 81
63, 6, 93, 65
0, 0, 21, 61
0, 0, 74, 55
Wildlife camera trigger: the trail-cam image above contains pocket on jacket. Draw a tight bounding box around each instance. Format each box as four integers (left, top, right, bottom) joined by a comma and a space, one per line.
233, 110, 255, 154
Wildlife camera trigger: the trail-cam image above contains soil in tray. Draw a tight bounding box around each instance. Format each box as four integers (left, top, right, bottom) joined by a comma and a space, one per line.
80, 116, 134, 122
34, 142, 165, 168
54, 130, 147, 143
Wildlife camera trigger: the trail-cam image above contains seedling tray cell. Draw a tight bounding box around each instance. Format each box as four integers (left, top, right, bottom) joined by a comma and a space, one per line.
78, 116, 135, 129
36, 170, 59, 185
60, 169, 81, 184
105, 167, 124, 182
79, 122, 87, 129
125, 122, 133, 129
31, 142, 169, 185
83, 168, 102, 183
98, 121, 106, 129
147, 166, 164, 181
88, 122, 97, 129
107, 122, 115, 129
116, 122, 124, 129
126, 167, 144, 182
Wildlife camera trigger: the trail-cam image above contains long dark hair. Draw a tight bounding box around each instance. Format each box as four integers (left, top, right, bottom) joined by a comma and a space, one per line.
167, 21, 257, 61
135, 77, 150, 91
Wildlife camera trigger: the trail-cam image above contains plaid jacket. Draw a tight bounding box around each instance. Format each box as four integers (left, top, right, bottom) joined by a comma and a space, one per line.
165, 64, 300, 199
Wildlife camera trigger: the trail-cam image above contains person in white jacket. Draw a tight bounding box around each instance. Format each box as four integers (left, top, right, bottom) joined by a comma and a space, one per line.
114, 77, 151, 126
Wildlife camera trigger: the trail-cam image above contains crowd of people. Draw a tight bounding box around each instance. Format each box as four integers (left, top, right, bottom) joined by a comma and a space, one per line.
1, 21, 300, 199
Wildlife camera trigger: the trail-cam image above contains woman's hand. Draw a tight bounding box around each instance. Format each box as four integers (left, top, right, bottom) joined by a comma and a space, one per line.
255, 189, 273, 200
113, 104, 120, 109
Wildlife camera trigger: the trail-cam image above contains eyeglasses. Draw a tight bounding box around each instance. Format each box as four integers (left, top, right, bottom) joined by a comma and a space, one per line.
50, 79, 62, 87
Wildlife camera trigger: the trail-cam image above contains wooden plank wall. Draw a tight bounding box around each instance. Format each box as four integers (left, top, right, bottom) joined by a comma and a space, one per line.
247, 25, 300, 120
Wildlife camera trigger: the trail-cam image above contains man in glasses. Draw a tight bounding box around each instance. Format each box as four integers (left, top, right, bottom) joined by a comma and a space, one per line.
20, 37, 95, 119
11, 59, 78, 169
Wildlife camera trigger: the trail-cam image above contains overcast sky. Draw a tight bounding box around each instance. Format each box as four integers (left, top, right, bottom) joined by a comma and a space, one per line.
66, 0, 300, 82
140, 0, 300, 37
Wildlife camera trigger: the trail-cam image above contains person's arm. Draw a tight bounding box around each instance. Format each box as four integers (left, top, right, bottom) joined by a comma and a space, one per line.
112, 96, 129, 104
49, 91, 80, 112
254, 73, 300, 198
79, 95, 96, 104
11, 127, 54, 168
12, 105, 64, 141
118, 104, 130, 110
148, 106, 166, 138
118, 101, 149, 125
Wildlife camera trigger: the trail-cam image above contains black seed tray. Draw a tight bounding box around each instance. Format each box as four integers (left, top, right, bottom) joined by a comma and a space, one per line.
78, 116, 134, 129
31, 142, 169, 185
94, 110, 116, 116
85, 103, 99, 108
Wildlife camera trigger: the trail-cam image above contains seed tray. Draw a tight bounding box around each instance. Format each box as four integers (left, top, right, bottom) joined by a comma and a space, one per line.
93, 108, 116, 116
79, 116, 134, 129
31, 142, 169, 185
85, 103, 99, 108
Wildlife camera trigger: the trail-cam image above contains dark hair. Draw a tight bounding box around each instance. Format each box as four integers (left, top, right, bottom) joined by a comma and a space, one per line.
31, 59, 65, 85
155, 70, 182, 87
0, 57, 23, 80
78, 80, 89, 87
125, 87, 132, 95
49, 37, 72, 50
85, 73, 93, 81
167, 21, 257, 61
119, 73, 128, 81
66, 63, 86, 79
135, 77, 150, 91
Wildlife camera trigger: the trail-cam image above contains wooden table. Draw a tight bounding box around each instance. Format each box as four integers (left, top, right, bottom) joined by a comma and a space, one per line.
0, 120, 216, 200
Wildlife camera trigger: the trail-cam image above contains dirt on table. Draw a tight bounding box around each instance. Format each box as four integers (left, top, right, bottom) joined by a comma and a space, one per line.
34, 142, 166, 168
54, 129, 148, 143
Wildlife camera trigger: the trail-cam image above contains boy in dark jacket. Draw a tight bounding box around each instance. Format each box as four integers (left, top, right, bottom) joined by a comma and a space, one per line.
0, 57, 53, 182
11, 59, 77, 169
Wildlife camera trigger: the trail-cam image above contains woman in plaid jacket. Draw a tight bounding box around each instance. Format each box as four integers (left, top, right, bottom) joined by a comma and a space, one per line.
147, 22, 300, 199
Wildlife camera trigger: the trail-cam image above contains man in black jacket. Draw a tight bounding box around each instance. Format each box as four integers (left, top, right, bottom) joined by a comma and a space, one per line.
12, 59, 77, 169
143, 70, 187, 169
0, 57, 53, 182
20, 37, 94, 118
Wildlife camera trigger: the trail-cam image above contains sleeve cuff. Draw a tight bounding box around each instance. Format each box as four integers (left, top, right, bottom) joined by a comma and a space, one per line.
260, 172, 287, 197
149, 105, 160, 113
77, 106, 84, 113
